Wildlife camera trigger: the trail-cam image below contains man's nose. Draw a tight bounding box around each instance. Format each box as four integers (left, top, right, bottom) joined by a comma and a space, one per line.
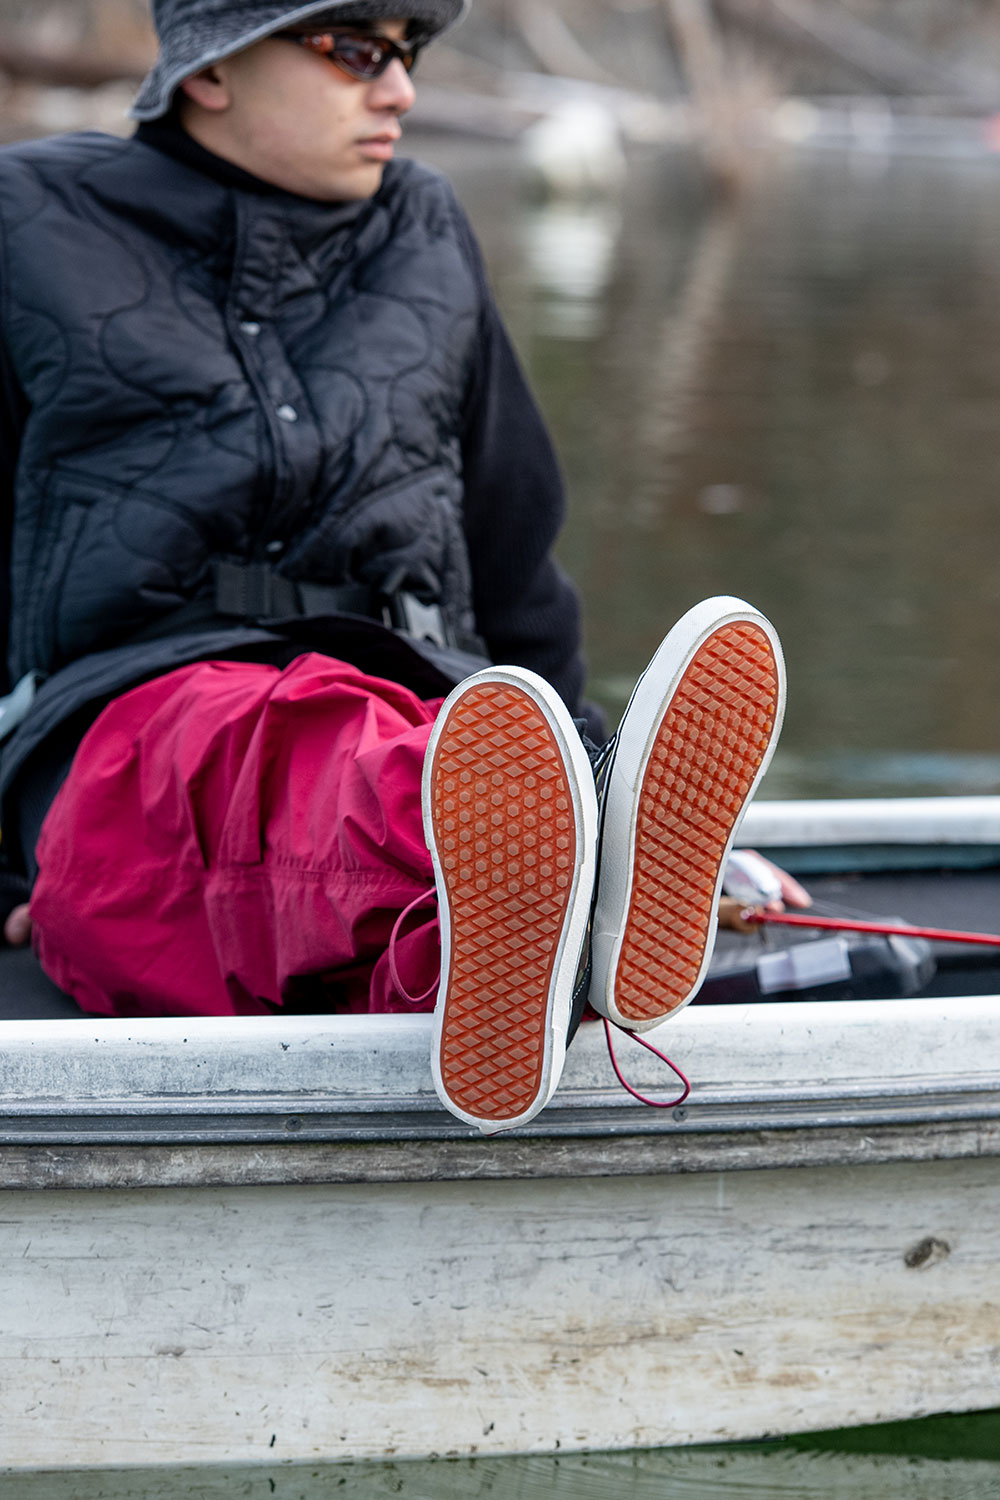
370, 58, 416, 112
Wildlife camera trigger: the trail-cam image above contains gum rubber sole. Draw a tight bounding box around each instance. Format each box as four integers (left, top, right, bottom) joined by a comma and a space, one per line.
608, 618, 783, 1027
425, 674, 590, 1128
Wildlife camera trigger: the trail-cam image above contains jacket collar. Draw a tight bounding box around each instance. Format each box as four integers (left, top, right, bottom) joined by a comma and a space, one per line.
134, 114, 371, 224
99, 115, 382, 266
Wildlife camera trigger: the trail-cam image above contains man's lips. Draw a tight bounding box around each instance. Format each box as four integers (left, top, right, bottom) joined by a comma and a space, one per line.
356, 133, 399, 161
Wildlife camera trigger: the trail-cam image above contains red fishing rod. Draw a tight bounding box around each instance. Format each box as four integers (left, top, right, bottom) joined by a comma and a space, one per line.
743, 910, 1000, 948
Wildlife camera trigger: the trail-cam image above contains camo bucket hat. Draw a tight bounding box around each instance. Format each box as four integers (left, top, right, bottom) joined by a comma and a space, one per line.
131, 0, 468, 119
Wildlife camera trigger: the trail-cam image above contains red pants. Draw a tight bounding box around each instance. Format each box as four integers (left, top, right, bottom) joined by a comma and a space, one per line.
31, 654, 443, 1017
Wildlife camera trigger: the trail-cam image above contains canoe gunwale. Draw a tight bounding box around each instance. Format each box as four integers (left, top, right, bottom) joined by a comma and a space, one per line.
739, 794, 1000, 847
2, 1056, 1000, 1189
2, 1069, 1000, 1141
1, 797, 998, 1189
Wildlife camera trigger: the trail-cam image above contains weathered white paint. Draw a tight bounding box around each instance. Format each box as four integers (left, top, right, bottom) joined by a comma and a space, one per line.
0, 1156, 997, 1468
2, 1116, 999, 1194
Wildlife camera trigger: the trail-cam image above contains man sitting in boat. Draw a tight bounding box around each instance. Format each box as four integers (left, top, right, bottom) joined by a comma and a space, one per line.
0, 0, 785, 1132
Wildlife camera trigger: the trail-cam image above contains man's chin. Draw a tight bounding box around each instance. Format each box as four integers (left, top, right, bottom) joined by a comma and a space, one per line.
313, 162, 386, 202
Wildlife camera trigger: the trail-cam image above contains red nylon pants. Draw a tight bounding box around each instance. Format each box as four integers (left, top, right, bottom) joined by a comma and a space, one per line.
31, 654, 443, 1017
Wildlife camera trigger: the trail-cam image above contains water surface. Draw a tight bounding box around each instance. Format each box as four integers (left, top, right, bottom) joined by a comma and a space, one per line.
6, 1409, 1000, 1496
423, 138, 1000, 798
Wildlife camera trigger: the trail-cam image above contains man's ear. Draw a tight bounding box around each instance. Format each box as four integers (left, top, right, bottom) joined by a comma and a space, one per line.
178, 64, 231, 112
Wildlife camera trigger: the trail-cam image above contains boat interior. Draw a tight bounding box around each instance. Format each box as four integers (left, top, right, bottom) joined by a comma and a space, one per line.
3, 799, 999, 1020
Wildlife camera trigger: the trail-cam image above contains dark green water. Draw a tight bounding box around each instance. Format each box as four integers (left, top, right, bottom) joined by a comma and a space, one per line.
5, 1410, 1000, 1495
430, 137, 1000, 799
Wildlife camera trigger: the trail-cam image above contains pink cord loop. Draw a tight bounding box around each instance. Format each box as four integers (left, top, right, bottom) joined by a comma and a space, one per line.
603, 1019, 691, 1109
388, 887, 439, 1007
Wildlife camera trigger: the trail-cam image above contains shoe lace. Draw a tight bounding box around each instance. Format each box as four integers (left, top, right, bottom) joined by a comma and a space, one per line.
588, 735, 617, 788
602, 1018, 691, 1109
390, 881, 691, 1108
388, 887, 439, 1008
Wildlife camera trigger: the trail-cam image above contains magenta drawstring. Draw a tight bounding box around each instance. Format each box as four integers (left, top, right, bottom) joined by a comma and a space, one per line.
603, 1018, 691, 1109
388, 887, 439, 1007
389, 887, 693, 1097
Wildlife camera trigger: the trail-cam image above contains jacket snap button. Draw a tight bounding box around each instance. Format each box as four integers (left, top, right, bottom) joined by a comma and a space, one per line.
276, 404, 299, 423
240, 320, 262, 336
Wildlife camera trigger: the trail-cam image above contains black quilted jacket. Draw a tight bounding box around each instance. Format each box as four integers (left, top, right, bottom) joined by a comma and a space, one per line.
0, 125, 597, 863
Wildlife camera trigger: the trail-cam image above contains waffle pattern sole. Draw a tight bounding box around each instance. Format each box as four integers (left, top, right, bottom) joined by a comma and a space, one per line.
427, 682, 578, 1125
613, 620, 781, 1025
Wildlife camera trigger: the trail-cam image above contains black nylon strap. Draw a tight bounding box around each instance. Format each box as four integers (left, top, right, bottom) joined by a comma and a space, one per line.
214, 560, 376, 621
211, 559, 490, 655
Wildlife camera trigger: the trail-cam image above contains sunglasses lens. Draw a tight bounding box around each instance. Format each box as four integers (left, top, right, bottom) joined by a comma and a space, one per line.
289, 33, 418, 79
334, 37, 385, 77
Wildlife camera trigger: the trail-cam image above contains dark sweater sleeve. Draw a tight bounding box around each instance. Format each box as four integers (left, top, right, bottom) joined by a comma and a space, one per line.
0, 334, 26, 698
455, 211, 606, 742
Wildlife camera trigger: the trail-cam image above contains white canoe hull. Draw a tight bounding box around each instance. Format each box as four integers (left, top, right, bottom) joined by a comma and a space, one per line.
2, 1155, 999, 1467
1, 796, 999, 1468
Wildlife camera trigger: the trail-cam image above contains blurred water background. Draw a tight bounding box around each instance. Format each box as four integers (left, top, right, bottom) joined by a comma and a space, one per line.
422, 132, 1000, 800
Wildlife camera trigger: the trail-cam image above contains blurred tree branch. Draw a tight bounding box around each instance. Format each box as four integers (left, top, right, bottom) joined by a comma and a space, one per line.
512, 0, 621, 86
661, 0, 744, 189
716, 0, 1000, 104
